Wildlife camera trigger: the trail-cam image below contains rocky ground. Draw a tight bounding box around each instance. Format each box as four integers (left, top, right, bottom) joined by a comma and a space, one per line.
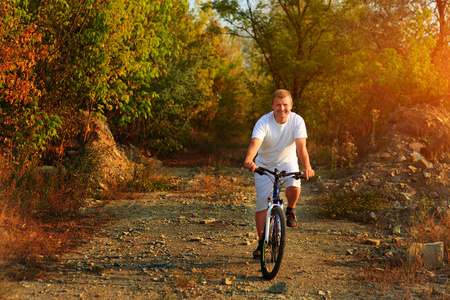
5, 103, 450, 299
6, 165, 450, 300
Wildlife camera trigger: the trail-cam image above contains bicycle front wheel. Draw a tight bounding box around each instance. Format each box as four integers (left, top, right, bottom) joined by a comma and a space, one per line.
260, 205, 286, 280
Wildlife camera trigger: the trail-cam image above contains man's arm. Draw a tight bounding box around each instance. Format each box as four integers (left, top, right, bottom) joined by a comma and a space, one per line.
244, 138, 262, 172
295, 137, 314, 179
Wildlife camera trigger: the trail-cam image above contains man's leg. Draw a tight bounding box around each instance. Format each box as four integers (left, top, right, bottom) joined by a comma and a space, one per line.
285, 186, 300, 228
255, 209, 267, 240
253, 209, 267, 258
285, 186, 301, 209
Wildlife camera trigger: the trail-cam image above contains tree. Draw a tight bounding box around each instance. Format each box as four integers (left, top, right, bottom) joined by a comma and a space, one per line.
0, 1, 61, 164
108, 1, 251, 155
210, 0, 337, 111
211, 0, 450, 145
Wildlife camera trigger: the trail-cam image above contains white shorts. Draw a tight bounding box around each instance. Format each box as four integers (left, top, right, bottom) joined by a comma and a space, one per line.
254, 162, 301, 212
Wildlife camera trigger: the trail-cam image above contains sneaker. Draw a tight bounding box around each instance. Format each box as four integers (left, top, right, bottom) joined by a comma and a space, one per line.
286, 210, 298, 228
253, 240, 263, 259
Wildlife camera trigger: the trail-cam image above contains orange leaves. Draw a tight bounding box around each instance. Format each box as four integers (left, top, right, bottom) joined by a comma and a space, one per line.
0, 15, 47, 106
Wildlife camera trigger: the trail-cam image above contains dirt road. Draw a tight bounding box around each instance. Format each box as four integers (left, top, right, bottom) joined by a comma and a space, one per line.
7, 167, 445, 299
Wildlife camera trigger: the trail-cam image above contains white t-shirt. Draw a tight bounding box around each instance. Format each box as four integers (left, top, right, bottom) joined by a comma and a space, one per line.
252, 111, 307, 167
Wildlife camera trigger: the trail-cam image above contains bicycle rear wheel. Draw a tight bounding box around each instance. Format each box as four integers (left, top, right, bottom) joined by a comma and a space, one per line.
260, 205, 286, 280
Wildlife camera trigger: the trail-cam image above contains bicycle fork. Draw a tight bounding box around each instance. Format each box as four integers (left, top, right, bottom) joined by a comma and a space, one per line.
264, 180, 282, 244
264, 197, 283, 244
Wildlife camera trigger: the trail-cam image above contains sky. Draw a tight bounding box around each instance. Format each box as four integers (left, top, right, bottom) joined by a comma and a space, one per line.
189, 0, 203, 10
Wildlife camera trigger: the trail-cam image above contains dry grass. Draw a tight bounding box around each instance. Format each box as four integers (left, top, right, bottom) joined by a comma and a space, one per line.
0, 154, 106, 284
409, 198, 450, 258
97, 165, 181, 201
178, 167, 253, 203
0, 200, 106, 281
348, 197, 450, 297
315, 185, 450, 294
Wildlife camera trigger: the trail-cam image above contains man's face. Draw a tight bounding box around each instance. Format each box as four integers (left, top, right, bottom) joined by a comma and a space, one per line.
272, 96, 292, 123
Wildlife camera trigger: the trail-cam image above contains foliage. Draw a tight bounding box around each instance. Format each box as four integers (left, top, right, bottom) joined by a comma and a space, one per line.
211, 0, 450, 150
315, 190, 391, 222
29, 0, 180, 123
107, 2, 252, 156
207, 37, 255, 142
0, 1, 61, 164
2, 0, 450, 168
330, 132, 358, 173
210, 0, 336, 108
1, 0, 252, 162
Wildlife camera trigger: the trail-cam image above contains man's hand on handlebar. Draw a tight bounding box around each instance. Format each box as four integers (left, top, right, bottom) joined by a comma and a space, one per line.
244, 160, 257, 172
303, 168, 315, 180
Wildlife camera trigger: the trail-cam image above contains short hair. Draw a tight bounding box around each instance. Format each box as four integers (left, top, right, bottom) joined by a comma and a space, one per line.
272, 89, 292, 103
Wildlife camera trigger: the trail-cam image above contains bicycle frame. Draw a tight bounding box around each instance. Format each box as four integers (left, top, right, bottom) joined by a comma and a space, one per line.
255, 167, 304, 245
264, 176, 282, 244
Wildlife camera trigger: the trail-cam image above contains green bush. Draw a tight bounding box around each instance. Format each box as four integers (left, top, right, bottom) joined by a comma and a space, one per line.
315, 190, 391, 222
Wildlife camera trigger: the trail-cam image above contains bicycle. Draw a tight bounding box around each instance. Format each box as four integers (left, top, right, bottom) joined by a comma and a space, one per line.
254, 166, 305, 280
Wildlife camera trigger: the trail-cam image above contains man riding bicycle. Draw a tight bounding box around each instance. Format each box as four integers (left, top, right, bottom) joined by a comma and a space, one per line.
243, 89, 315, 259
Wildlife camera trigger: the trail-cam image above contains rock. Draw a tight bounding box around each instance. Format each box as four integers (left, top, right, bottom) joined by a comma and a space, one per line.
380, 152, 391, 159
391, 176, 401, 183
364, 211, 377, 221
200, 218, 216, 224
423, 242, 444, 268
269, 282, 288, 294
346, 248, 356, 255
399, 193, 413, 201
85, 113, 135, 190
350, 183, 362, 193
393, 237, 403, 244
369, 178, 382, 186
189, 237, 203, 242
36, 165, 58, 174
407, 242, 444, 268
436, 277, 448, 285
411, 152, 423, 161
407, 243, 423, 263
137, 156, 163, 168
395, 154, 407, 163
318, 290, 331, 297
221, 277, 232, 285
365, 238, 381, 246
412, 158, 433, 170
392, 225, 402, 235
408, 165, 417, 172
409, 142, 427, 152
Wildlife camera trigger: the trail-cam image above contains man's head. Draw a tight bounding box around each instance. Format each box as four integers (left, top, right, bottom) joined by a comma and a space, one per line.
272, 89, 293, 124
272, 89, 293, 104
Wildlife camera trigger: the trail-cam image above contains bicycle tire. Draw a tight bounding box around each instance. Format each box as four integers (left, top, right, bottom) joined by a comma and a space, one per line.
260, 205, 286, 280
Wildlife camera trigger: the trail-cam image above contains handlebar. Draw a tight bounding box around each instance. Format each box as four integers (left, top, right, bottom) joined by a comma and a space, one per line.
254, 166, 306, 180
